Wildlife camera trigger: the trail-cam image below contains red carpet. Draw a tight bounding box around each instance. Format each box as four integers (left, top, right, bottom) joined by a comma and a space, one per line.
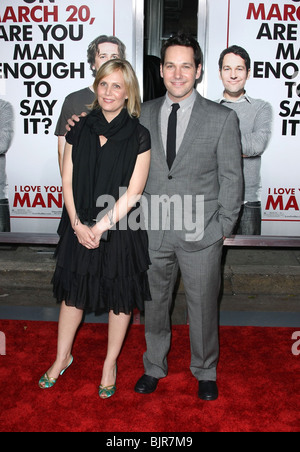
0, 320, 299, 432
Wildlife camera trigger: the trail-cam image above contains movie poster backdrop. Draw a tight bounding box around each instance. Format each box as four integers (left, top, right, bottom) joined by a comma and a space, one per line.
0, 0, 134, 233
1, 0, 300, 238
205, 0, 300, 236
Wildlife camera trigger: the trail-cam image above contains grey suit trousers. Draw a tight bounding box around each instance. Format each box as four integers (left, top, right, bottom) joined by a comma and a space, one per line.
143, 231, 223, 381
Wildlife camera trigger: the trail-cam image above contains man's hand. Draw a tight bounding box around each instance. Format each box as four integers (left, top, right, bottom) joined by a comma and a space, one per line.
65, 111, 87, 132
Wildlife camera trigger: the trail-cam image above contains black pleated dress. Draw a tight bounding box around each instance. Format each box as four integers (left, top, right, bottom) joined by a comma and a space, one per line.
52, 109, 152, 315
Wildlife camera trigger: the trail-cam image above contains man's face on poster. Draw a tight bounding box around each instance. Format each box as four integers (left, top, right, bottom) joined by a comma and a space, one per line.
219, 53, 250, 100
93, 42, 120, 73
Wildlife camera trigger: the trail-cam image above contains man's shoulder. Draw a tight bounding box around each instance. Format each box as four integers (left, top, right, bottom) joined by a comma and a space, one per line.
64, 87, 94, 103
247, 95, 272, 111
55, 87, 94, 136
141, 96, 164, 111
0, 99, 13, 111
196, 92, 236, 118
140, 97, 164, 126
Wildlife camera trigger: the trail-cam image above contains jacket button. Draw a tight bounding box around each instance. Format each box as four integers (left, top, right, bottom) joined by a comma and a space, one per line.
168, 175, 173, 180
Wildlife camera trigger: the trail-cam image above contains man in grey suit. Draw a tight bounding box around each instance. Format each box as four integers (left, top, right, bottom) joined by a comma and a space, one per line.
135, 34, 243, 401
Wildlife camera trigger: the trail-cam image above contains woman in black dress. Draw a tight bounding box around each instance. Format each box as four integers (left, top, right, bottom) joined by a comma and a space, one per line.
39, 60, 151, 399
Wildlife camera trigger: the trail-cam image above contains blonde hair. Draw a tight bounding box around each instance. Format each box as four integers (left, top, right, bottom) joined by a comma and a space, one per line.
91, 59, 141, 118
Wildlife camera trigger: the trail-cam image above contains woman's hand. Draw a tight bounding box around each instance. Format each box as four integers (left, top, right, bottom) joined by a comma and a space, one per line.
74, 222, 99, 249
90, 221, 108, 245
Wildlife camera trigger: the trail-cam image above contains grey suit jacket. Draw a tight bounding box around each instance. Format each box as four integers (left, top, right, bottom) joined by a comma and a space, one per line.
140, 91, 243, 252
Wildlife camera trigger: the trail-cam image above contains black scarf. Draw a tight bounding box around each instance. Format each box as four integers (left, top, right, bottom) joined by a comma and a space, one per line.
71, 108, 139, 224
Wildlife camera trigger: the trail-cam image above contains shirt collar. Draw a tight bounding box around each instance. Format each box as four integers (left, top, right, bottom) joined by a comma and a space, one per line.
165, 89, 197, 112
218, 91, 252, 104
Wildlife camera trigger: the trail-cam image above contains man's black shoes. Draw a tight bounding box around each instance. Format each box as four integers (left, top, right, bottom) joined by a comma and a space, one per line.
198, 380, 218, 401
134, 374, 159, 394
135, 375, 218, 400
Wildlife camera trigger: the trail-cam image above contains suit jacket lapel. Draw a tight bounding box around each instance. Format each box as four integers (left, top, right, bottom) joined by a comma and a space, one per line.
149, 98, 169, 171
171, 93, 206, 172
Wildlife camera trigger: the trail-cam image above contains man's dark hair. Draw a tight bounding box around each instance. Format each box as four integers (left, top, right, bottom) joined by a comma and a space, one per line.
161, 33, 203, 68
218, 45, 251, 72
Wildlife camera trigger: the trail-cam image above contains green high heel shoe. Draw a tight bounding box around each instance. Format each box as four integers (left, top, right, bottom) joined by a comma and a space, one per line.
98, 384, 117, 399
99, 365, 117, 399
39, 355, 73, 389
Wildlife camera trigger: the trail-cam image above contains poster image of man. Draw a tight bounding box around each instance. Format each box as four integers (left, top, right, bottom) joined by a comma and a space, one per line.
0, 98, 14, 232
217, 45, 273, 235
